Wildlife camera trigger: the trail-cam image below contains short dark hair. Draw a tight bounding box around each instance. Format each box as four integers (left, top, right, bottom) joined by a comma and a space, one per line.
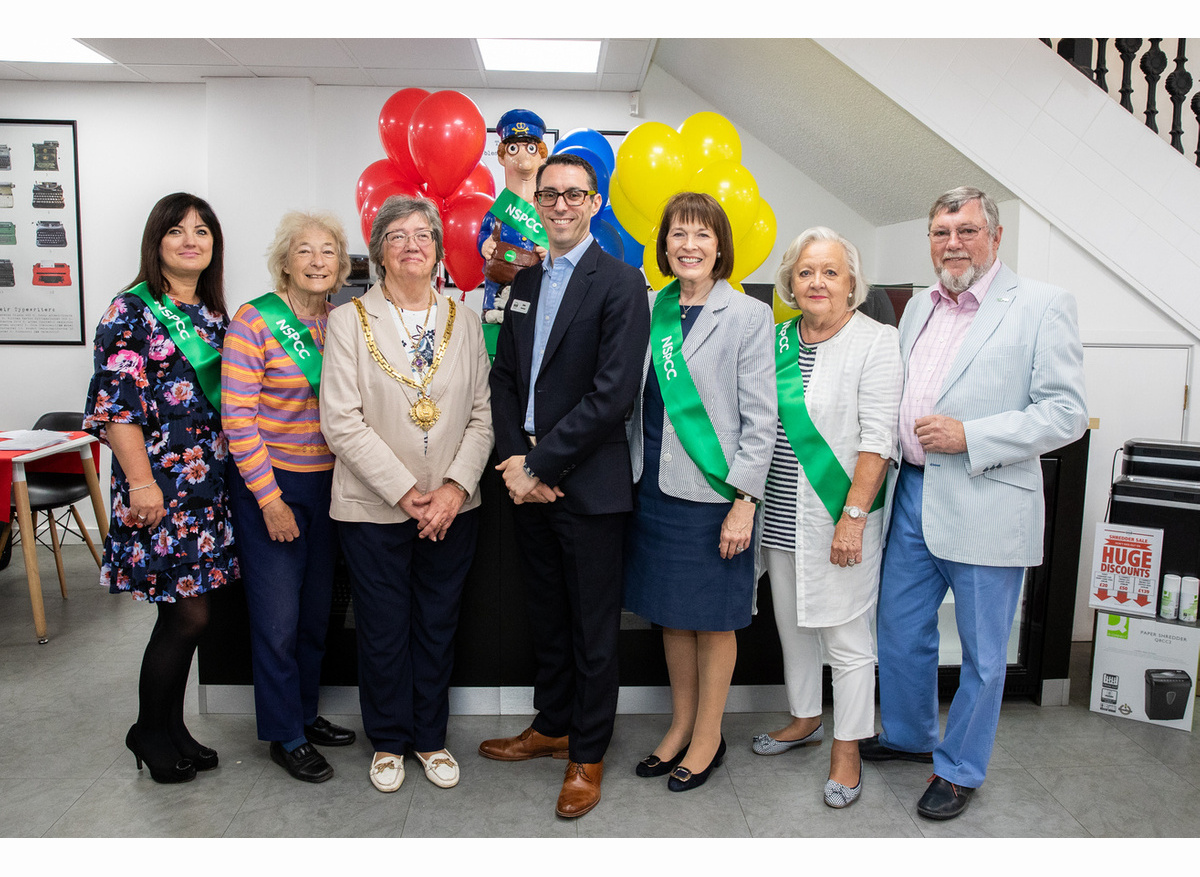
126, 192, 227, 316
655, 192, 735, 282
536, 152, 598, 192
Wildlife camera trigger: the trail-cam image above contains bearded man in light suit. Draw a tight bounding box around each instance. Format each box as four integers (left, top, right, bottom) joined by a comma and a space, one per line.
860, 186, 1087, 820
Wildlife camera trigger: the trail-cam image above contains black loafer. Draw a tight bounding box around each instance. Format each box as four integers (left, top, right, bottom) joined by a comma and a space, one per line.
667, 738, 726, 792
635, 744, 689, 778
859, 734, 933, 764
304, 716, 356, 747
917, 775, 974, 820
270, 741, 334, 783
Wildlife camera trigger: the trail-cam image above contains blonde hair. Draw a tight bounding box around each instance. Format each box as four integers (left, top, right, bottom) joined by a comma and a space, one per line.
775, 226, 869, 310
266, 210, 352, 295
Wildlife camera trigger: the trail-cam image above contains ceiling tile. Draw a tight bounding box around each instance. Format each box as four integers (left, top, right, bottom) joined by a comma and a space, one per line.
246, 66, 374, 86
344, 39, 479, 70
78, 38, 232, 66
213, 39, 357, 68
366, 68, 485, 89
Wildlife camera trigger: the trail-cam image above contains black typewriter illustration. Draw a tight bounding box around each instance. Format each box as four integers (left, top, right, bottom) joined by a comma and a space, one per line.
33, 140, 60, 171
0, 259, 14, 287
0, 182, 13, 209
0, 222, 15, 246
36, 220, 67, 248
0, 144, 11, 171
32, 181, 65, 209
32, 261, 71, 286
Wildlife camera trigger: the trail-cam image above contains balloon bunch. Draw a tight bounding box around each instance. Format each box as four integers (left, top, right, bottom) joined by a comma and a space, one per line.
609, 112, 777, 289
549, 129, 639, 265
355, 88, 495, 291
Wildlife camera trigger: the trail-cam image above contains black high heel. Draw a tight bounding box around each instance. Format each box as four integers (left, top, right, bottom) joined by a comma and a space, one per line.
667, 737, 726, 792
126, 725, 197, 784
177, 743, 219, 771
635, 743, 689, 778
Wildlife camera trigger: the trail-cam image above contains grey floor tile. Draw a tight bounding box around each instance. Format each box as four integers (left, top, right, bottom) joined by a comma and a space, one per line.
1093, 714, 1200, 765
0, 776, 94, 837
578, 764, 749, 837
905, 767, 1091, 838
994, 705, 1163, 768
736, 763, 922, 837
1034, 762, 1200, 837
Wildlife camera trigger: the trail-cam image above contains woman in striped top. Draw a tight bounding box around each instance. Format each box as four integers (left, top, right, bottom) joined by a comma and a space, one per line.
221, 211, 356, 784
753, 227, 902, 810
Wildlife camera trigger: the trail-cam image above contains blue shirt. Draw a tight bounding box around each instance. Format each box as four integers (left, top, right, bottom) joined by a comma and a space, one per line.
524, 234, 594, 433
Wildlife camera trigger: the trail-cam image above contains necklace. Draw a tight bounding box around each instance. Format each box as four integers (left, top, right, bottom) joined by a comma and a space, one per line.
389, 288, 435, 373
798, 311, 852, 347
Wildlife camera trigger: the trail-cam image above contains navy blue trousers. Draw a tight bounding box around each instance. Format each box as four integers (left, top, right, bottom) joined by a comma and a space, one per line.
340, 510, 478, 754
230, 466, 337, 743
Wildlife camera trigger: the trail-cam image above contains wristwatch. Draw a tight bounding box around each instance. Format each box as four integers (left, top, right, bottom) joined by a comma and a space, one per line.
842, 505, 868, 520
735, 490, 759, 505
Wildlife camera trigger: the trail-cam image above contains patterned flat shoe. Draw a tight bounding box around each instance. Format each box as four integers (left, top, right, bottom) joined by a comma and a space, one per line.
751, 723, 824, 755
824, 775, 863, 809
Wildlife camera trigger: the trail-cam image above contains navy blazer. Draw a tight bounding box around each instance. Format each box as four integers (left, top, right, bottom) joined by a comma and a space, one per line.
490, 240, 650, 516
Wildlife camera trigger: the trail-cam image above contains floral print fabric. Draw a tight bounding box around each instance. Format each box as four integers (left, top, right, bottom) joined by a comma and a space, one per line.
84, 291, 239, 601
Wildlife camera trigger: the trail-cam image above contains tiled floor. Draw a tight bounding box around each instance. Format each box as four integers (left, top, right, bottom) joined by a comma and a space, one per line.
3, 545, 1199, 839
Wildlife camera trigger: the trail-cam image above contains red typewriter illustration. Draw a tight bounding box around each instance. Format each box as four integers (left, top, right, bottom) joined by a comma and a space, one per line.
32, 261, 72, 286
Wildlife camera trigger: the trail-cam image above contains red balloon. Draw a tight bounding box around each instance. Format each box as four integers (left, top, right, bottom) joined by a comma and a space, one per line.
378, 88, 430, 185
409, 91, 487, 199
449, 162, 497, 200
359, 179, 424, 247
356, 159, 415, 212
441, 192, 491, 291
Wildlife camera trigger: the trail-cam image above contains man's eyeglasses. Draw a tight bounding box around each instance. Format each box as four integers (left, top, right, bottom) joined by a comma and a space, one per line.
384, 230, 434, 247
928, 226, 984, 243
534, 188, 597, 208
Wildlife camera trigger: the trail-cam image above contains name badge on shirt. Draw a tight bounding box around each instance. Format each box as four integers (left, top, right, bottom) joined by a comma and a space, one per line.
510, 299, 531, 314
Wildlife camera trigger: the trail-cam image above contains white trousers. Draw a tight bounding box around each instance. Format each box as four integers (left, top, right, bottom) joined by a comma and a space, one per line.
765, 547, 876, 741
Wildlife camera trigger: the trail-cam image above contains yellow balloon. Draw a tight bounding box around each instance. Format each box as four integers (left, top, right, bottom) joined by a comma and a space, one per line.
678, 112, 742, 172
641, 235, 671, 290
732, 198, 777, 281
616, 122, 693, 222
773, 289, 801, 324
608, 171, 656, 244
688, 160, 759, 236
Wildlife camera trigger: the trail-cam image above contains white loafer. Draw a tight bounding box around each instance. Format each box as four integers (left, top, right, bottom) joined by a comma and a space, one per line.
415, 749, 460, 788
369, 752, 404, 792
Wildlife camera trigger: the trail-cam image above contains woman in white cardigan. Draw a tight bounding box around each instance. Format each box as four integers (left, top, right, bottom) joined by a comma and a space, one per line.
754, 227, 902, 810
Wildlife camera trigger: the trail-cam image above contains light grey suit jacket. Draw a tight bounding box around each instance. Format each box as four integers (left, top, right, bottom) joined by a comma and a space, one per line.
628, 279, 777, 502
898, 263, 1087, 567
321, 283, 493, 524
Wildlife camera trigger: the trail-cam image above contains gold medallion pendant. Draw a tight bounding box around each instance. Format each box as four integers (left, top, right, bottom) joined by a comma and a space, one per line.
410, 394, 440, 430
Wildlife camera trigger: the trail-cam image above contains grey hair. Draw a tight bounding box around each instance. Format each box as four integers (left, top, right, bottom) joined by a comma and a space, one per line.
928, 186, 1000, 237
266, 210, 352, 296
774, 226, 870, 311
368, 196, 445, 283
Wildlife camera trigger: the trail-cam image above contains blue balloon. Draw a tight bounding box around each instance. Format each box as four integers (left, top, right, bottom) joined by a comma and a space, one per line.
590, 217, 624, 260
554, 128, 616, 173
554, 145, 610, 208
600, 205, 643, 269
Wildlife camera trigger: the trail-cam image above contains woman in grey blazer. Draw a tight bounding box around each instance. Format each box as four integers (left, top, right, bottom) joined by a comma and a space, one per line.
753, 227, 901, 810
320, 196, 493, 794
624, 193, 776, 792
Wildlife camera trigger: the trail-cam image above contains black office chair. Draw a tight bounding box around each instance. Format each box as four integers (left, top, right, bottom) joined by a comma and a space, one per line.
0, 412, 103, 591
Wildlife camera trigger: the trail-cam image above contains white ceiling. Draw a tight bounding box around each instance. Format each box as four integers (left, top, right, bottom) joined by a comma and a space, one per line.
1, 37, 1011, 225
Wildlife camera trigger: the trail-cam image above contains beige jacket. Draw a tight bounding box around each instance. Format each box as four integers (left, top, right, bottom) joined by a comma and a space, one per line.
320, 283, 493, 523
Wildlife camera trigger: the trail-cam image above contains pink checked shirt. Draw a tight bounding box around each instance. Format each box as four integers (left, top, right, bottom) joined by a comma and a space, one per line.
898, 259, 1003, 466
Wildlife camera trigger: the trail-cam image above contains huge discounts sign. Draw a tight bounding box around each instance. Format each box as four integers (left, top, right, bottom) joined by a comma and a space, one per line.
1088, 522, 1164, 618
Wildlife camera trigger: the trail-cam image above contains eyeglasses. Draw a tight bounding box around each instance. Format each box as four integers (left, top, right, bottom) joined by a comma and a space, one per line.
384, 230, 434, 247
534, 188, 597, 208
928, 226, 984, 243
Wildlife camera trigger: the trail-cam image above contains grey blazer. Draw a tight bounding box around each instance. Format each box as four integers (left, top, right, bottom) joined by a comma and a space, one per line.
628, 279, 777, 502
898, 263, 1088, 567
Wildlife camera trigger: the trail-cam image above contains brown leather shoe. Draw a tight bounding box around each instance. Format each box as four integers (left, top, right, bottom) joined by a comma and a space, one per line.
478, 726, 570, 761
556, 760, 603, 818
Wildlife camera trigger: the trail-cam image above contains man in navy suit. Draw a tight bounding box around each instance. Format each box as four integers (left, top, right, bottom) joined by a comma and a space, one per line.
479, 153, 650, 818
861, 187, 1087, 820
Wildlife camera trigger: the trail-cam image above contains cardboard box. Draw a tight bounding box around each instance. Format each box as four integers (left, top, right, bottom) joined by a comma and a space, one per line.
1091, 612, 1200, 731
1088, 523, 1163, 617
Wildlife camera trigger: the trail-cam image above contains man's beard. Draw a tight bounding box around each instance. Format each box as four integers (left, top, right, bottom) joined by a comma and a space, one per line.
938, 252, 993, 294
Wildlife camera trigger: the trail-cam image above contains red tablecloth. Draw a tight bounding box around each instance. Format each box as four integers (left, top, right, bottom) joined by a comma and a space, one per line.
0, 431, 102, 524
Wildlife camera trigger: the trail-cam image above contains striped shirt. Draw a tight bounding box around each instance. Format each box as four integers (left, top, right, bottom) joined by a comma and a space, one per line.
762, 341, 818, 551
221, 297, 333, 507
898, 259, 1002, 466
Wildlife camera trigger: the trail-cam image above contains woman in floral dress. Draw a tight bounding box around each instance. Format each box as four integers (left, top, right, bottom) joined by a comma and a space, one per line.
84, 192, 238, 784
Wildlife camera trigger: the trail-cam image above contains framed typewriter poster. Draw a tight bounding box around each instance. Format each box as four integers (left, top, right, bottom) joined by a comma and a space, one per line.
0, 119, 85, 344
